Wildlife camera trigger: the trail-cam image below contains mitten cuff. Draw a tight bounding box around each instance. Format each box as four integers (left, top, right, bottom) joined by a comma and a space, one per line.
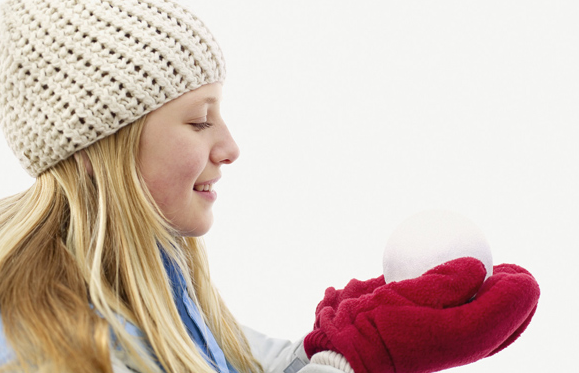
304, 330, 333, 358
311, 351, 354, 373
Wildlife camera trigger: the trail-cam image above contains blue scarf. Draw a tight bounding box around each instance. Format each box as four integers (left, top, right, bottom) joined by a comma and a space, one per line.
161, 252, 238, 373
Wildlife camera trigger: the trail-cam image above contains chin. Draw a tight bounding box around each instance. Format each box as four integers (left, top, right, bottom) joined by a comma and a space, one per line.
178, 221, 213, 237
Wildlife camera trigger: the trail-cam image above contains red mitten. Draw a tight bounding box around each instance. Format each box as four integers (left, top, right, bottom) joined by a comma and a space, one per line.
313, 276, 385, 318
304, 257, 540, 373
472, 263, 539, 358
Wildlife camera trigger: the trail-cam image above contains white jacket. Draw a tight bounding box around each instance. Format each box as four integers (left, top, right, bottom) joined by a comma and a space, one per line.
109, 326, 350, 373
1, 317, 350, 373
240, 328, 352, 373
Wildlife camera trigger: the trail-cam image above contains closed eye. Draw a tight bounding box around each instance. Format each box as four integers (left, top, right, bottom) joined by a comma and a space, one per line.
190, 122, 213, 130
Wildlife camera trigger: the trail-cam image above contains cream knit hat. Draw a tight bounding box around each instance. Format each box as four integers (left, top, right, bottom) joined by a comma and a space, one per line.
0, 0, 225, 177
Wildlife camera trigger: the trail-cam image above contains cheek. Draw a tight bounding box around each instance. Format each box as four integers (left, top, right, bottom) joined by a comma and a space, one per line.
141, 145, 207, 208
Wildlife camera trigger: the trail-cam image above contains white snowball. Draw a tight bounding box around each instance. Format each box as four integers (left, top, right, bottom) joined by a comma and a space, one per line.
383, 210, 493, 283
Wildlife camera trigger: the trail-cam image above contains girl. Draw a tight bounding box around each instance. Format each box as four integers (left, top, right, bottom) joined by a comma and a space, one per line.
0, 0, 265, 372
0, 1, 539, 373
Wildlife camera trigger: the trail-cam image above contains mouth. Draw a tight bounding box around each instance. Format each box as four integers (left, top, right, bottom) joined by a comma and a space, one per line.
193, 179, 218, 202
193, 183, 214, 192
193, 177, 220, 201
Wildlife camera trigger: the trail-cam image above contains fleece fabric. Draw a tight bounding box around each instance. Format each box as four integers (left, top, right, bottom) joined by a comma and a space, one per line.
303, 257, 540, 373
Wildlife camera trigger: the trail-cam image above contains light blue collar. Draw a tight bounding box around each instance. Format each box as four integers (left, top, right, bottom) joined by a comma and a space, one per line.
162, 252, 236, 373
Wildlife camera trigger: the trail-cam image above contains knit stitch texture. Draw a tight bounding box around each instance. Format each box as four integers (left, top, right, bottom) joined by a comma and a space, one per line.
0, 0, 225, 176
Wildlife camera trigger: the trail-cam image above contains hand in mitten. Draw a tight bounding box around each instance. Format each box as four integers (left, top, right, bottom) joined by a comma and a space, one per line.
313, 257, 483, 320
303, 257, 540, 373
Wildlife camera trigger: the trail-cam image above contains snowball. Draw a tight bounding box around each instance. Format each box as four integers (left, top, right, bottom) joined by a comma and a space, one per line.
383, 210, 493, 283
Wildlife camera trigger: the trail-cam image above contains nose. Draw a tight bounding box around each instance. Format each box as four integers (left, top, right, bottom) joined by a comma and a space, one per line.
212, 122, 240, 165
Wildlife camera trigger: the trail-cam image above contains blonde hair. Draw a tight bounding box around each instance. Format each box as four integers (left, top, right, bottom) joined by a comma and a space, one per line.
0, 116, 262, 373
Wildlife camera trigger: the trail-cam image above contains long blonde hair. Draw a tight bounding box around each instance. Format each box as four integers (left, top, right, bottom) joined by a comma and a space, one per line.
0, 116, 262, 373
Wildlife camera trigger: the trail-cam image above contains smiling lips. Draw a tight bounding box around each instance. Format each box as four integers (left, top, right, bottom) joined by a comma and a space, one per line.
193, 181, 218, 202
193, 177, 220, 196
193, 183, 214, 192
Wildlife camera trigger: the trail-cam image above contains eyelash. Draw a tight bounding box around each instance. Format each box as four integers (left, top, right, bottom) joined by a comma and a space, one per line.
190, 122, 213, 130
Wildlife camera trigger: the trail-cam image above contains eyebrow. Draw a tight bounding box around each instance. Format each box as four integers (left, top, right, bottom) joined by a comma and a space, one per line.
203, 97, 218, 104
183, 96, 218, 111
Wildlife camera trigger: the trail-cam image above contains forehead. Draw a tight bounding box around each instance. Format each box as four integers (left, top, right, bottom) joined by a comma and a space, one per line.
143, 83, 223, 126
162, 83, 223, 111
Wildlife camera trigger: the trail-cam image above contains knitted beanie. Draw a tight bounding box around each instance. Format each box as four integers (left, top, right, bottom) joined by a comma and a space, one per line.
0, 0, 225, 177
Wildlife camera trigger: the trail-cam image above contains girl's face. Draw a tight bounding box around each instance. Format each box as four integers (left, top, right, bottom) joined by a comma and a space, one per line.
139, 83, 239, 236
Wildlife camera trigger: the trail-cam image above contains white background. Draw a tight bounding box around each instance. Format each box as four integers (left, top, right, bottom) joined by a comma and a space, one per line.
1, 1, 577, 372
